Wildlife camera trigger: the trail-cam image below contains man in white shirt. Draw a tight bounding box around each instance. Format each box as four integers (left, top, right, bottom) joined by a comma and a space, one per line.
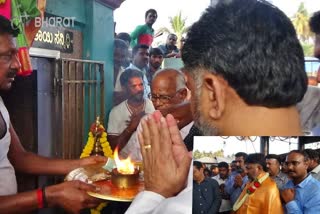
213, 162, 232, 214
107, 69, 155, 153
149, 68, 193, 138
126, 44, 151, 99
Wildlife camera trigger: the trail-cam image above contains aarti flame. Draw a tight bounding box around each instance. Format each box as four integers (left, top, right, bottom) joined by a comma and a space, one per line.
114, 146, 135, 174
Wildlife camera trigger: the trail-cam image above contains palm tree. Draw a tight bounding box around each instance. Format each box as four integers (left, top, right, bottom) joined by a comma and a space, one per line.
291, 2, 311, 42
157, 11, 189, 48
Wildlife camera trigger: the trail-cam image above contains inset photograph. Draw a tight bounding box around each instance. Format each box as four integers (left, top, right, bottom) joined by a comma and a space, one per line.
193, 136, 320, 214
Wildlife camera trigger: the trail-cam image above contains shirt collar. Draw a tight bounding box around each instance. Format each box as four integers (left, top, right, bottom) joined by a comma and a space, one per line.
296, 174, 312, 188
180, 122, 194, 139
311, 164, 320, 174
128, 63, 146, 73
215, 174, 228, 181
193, 177, 210, 184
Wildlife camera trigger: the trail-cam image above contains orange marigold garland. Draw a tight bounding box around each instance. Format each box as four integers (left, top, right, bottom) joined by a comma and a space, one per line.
80, 117, 113, 214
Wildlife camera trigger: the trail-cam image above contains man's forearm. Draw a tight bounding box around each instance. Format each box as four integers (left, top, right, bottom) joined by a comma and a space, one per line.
10, 151, 80, 175
0, 190, 44, 213
108, 128, 134, 151
225, 179, 236, 195
117, 128, 135, 151
8, 124, 80, 175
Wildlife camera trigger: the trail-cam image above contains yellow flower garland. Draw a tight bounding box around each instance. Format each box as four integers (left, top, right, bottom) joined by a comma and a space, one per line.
80, 125, 113, 159
0, 0, 6, 4
80, 123, 113, 214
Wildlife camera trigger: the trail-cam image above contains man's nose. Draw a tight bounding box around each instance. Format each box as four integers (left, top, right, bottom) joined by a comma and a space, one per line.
137, 84, 144, 91
154, 98, 161, 107
287, 164, 293, 170
11, 54, 21, 70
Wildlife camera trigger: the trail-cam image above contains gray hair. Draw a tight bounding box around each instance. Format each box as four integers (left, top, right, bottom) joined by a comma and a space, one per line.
153, 68, 186, 91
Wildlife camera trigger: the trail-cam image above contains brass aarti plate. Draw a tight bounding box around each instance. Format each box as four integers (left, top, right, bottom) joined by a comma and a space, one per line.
65, 162, 144, 202
88, 180, 144, 202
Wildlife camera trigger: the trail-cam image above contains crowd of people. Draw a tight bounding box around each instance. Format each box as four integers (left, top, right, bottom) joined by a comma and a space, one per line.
0, 0, 320, 213
194, 149, 320, 214
123, 0, 320, 214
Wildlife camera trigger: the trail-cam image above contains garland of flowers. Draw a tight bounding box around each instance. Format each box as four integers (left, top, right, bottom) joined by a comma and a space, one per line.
90, 203, 107, 214
80, 124, 113, 159
232, 173, 269, 211
80, 118, 113, 214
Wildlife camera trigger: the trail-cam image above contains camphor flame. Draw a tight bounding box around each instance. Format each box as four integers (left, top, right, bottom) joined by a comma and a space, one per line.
113, 146, 135, 174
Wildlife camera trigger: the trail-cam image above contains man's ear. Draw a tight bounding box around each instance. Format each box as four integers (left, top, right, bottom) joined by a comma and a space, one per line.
257, 164, 263, 171
203, 73, 226, 119
177, 88, 188, 100
200, 168, 204, 174
304, 160, 310, 170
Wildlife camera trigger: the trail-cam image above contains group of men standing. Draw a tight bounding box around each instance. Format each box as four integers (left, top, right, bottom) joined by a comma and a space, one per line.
193, 149, 320, 214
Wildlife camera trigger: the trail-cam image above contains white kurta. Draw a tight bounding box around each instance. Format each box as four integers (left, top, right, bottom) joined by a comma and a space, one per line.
125, 162, 193, 214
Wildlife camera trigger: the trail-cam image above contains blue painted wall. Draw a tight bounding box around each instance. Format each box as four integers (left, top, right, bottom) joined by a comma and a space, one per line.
46, 0, 114, 133
46, 0, 86, 24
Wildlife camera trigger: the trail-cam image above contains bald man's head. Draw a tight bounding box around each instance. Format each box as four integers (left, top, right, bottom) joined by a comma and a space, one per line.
150, 69, 187, 109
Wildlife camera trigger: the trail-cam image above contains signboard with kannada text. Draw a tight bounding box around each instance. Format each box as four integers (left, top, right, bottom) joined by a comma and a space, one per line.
32, 26, 73, 53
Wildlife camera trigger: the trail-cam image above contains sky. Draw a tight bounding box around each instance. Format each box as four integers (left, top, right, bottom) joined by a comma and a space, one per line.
114, 0, 211, 34
114, 0, 320, 35
193, 136, 300, 157
271, 0, 320, 17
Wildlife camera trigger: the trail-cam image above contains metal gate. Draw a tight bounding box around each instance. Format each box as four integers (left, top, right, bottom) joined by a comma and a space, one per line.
54, 58, 105, 159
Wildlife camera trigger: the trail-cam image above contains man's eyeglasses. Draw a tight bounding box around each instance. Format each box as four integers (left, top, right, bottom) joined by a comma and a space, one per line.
148, 90, 181, 103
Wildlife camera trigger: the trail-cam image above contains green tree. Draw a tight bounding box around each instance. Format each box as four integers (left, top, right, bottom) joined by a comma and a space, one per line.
157, 11, 189, 48
193, 149, 202, 159
291, 2, 311, 42
213, 149, 224, 157
301, 42, 314, 57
